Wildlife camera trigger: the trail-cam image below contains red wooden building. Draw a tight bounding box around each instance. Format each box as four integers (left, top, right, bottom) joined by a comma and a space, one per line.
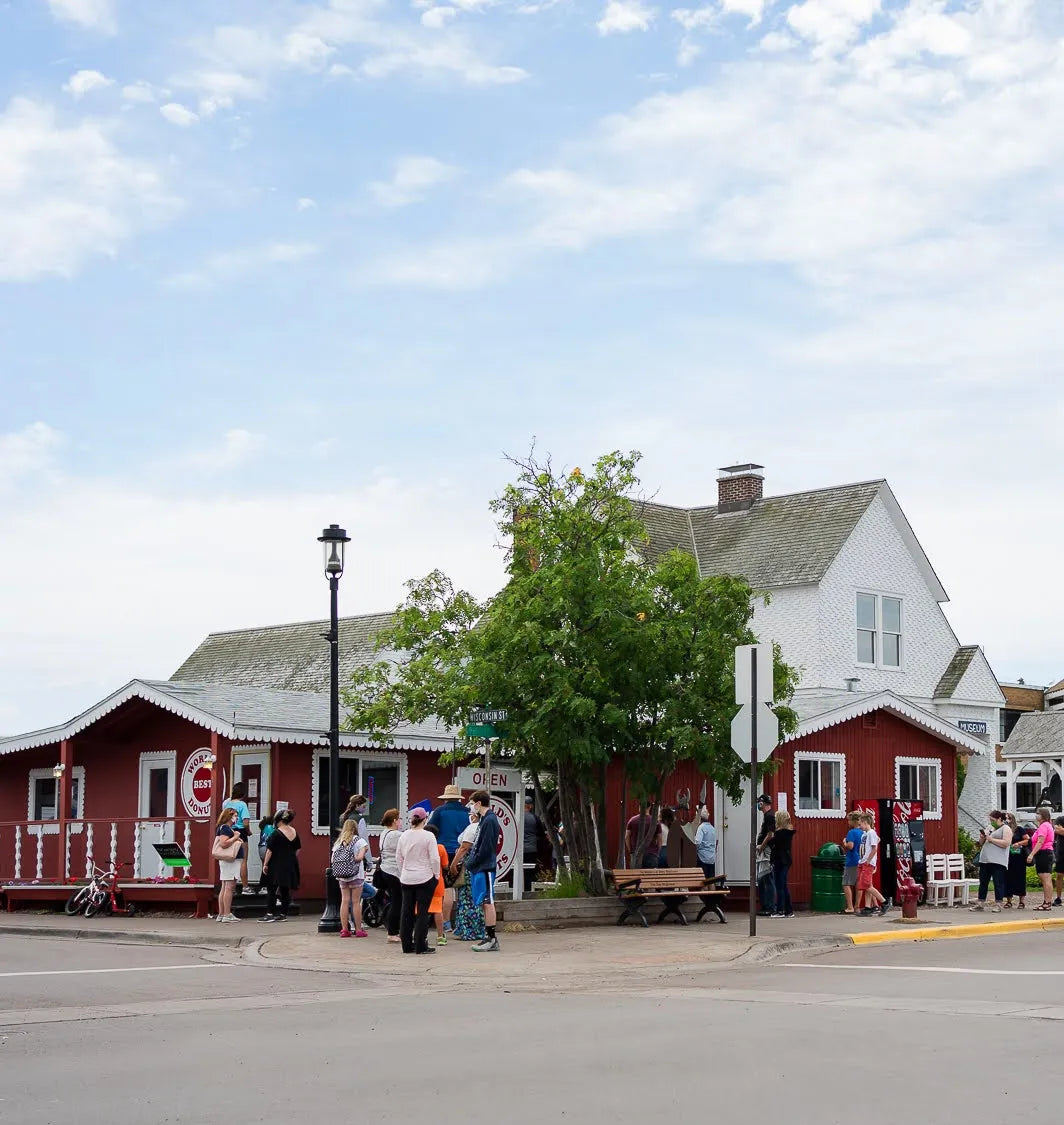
0, 621, 457, 914
606, 690, 983, 906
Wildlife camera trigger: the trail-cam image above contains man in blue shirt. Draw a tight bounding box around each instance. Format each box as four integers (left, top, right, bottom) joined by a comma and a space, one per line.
427, 784, 470, 861
695, 807, 717, 880
842, 810, 864, 915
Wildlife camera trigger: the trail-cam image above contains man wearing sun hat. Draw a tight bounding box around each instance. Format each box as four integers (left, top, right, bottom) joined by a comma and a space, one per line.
427, 782, 470, 863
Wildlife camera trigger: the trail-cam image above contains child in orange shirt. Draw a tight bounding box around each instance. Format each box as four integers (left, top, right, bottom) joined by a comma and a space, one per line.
425, 823, 450, 946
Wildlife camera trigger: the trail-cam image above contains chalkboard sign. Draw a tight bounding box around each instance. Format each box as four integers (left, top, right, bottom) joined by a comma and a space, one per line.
151, 842, 191, 868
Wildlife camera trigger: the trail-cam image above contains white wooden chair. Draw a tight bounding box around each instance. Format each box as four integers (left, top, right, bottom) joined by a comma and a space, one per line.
946, 852, 971, 906
926, 853, 952, 907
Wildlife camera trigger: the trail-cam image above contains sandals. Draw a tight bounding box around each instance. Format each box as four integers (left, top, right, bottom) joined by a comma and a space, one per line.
1034, 903, 1053, 911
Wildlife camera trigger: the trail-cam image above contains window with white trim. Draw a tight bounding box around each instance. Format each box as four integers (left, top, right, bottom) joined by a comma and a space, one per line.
312, 750, 405, 834
28, 766, 85, 822
856, 592, 902, 668
895, 757, 941, 818
794, 752, 846, 817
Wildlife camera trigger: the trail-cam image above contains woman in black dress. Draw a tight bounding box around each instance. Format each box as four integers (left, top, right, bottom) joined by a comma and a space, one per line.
1004, 813, 1030, 909
262, 810, 301, 922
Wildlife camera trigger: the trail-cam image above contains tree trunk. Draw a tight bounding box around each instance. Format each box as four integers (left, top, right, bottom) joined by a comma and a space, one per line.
532, 769, 567, 878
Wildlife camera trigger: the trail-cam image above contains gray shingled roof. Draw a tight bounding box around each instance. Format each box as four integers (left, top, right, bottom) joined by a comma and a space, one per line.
1002, 711, 1064, 759
934, 646, 979, 699
638, 480, 883, 589
172, 611, 396, 692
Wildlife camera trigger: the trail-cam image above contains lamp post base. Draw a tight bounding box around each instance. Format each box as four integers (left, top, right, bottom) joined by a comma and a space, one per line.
318, 868, 343, 933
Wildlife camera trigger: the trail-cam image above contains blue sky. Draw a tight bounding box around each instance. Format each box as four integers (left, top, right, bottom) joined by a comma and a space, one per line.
2, 0, 1063, 732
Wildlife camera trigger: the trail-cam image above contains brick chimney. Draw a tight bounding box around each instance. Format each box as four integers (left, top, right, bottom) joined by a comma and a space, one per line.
717, 463, 764, 512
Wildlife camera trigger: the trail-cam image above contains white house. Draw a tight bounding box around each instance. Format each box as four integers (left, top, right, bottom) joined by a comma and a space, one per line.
641, 464, 1003, 834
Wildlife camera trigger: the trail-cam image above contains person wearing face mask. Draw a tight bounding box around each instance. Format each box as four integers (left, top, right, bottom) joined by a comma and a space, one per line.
971, 810, 1012, 912
464, 790, 501, 953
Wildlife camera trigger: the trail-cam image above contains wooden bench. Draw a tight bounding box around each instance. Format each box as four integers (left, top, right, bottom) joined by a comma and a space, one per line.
609, 867, 729, 927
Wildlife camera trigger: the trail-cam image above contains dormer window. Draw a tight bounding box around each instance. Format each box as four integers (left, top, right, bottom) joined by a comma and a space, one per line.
857, 592, 902, 669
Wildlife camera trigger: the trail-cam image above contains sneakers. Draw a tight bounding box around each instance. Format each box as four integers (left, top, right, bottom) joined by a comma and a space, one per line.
339, 929, 352, 938
262, 914, 285, 923
770, 912, 784, 918
472, 937, 500, 953
220, 914, 239, 922
1055, 898, 1062, 907
990, 906, 1002, 914
437, 934, 448, 946
879, 903, 891, 917
416, 946, 436, 955
969, 904, 985, 912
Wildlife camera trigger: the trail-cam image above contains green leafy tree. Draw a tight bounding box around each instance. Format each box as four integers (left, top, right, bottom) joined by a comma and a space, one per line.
342, 448, 798, 892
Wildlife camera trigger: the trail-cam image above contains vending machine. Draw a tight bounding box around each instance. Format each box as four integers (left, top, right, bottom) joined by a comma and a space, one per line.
854, 798, 927, 904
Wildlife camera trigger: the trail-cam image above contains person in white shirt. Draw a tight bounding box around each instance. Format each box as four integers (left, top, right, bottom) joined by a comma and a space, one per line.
857, 813, 889, 917
396, 807, 442, 955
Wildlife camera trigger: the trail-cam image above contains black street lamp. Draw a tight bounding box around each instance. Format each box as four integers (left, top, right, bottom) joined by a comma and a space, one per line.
317, 522, 350, 934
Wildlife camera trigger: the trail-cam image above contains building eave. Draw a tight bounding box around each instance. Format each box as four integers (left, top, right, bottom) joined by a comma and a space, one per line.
787, 690, 988, 755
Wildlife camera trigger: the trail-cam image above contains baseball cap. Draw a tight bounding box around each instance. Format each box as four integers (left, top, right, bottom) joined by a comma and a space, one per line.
409, 807, 429, 823
757, 794, 771, 805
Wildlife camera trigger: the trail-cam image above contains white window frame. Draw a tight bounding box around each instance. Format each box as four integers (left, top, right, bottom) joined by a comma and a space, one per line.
895, 756, 942, 821
856, 591, 904, 671
27, 766, 86, 835
793, 751, 847, 819
310, 748, 409, 836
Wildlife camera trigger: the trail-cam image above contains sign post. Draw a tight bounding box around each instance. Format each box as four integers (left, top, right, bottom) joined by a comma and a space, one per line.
731, 643, 778, 938
463, 709, 526, 899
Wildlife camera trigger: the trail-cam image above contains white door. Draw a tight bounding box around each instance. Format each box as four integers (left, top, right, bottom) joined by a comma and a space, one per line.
138, 753, 176, 878
715, 779, 753, 884
232, 749, 271, 884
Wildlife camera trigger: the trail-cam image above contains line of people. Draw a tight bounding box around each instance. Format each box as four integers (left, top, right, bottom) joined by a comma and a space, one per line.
969, 806, 1064, 911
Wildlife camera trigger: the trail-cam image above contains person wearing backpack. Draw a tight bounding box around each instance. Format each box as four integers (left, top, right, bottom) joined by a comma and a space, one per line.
332, 819, 370, 938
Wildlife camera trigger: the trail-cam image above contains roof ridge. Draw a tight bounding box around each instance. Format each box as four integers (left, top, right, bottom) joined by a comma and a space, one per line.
686, 478, 885, 514
202, 610, 395, 638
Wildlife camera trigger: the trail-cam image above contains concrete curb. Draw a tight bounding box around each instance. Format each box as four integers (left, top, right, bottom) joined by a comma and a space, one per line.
0, 922, 247, 950
848, 916, 1064, 946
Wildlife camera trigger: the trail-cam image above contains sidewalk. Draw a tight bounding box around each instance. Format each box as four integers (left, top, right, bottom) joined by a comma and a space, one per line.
4, 906, 1063, 991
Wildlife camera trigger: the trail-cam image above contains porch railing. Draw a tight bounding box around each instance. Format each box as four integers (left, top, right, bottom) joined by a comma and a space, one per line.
0, 817, 214, 884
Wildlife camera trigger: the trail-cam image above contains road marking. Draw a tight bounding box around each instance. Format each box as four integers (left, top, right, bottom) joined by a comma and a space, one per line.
0, 964, 231, 979
781, 963, 1064, 976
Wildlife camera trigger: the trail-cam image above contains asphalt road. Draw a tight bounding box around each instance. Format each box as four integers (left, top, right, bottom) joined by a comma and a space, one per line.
2, 933, 1062, 1124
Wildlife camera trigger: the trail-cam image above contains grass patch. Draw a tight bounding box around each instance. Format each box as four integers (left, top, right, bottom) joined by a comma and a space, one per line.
536, 870, 589, 899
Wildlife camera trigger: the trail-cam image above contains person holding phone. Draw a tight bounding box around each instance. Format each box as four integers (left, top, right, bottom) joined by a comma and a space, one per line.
972, 810, 1012, 912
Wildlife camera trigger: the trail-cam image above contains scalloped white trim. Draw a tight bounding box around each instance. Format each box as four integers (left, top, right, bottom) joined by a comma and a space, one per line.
788, 690, 988, 755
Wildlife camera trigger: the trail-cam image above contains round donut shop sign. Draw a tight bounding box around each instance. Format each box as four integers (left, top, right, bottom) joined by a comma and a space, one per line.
490, 796, 519, 880
181, 748, 215, 818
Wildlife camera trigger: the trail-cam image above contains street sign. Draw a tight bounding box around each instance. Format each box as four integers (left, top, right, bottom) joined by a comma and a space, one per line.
730, 703, 779, 763
457, 766, 522, 792
465, 723, 496, 739
470, 708, 509, 724
734, 643, 774, 704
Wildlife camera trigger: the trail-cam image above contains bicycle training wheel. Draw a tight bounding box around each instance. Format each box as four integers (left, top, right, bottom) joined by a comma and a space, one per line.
363, 894, 383, 928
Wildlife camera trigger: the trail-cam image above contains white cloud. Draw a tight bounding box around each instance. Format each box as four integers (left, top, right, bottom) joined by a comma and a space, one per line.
597, 0, 656, 34
421, 7, 459, 29
0, 447, 504, 732
370, 156, 460, 207
62, 69, 113, 98
0, 97, 176, 282
0, 422, 63, 492
121, 81, 161, 104
182, 5, 528, 103
181, 429, 267, 473
159, 102, 200, 127
786, 0, 882, 53
163, 241, 319, 289
45, 0, 116, 34
296, 197, 317, 211
720, 0, 766, 20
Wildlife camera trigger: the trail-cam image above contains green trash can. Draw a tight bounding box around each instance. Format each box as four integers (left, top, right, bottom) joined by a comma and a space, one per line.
810, 842, 846, 913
